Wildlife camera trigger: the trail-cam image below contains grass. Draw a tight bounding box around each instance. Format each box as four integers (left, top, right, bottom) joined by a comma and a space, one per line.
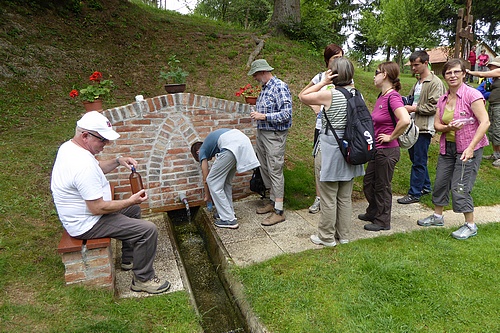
0, 1, 499, 332
234, 224, 500, 332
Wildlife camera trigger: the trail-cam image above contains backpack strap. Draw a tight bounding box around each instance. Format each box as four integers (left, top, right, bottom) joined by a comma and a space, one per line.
385, 92, 397, 128
322, 87, 353, 146
336, 86, 354, 101
323, 106, 342, 145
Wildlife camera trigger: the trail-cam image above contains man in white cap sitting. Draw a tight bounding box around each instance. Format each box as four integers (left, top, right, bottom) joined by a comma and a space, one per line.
51, 111, 170, 294
248, 59, 293, 226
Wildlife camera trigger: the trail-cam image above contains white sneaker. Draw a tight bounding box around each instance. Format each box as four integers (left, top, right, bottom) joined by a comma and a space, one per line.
493, 158, 500, 167
310, 234, 336, 247
451, 224, 477, 240
339, 239, 349, 244
308, 197, 321, 214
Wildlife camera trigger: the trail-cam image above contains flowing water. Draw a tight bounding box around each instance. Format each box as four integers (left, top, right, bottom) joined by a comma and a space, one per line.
168, 208, 246, 333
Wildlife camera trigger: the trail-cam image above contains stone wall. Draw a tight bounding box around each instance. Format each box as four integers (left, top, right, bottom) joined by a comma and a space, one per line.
59, 240, 114, 289
100, 93, 257, 213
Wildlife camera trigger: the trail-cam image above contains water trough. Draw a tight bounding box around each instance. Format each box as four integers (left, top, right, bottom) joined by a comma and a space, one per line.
167, 207, 247, 333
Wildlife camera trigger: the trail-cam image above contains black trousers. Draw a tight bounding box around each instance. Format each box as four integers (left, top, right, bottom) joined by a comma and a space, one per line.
363, 147, 400, 228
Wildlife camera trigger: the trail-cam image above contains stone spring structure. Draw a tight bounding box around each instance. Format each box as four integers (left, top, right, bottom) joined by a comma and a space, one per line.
101, 93, 258, 212
58, 93, 258, 289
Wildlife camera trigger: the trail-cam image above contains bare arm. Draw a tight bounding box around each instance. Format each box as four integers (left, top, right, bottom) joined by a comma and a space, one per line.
434, 99, 490, 161
99, 156, 137, 174
467, 68, 500, 78
299, 70, 336, 109
201, 159, 211, 203
434, 105, 457, 133
85, 190, 147, 215
299, 82, 322, 115
377, 106, 411, 143
391, 107, 411, 139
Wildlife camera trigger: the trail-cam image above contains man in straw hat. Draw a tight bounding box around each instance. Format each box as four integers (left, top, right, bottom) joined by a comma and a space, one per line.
248, 59, 293, 226
467, 56, 500, 166
51, 111, 171, 294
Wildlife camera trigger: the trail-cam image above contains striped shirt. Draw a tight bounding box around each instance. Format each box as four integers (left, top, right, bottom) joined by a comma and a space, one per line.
321, 88, 351, 131
255, 76, 292, 131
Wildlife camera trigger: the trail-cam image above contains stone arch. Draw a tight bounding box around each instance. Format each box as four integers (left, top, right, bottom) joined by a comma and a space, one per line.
101, 93, 256, 213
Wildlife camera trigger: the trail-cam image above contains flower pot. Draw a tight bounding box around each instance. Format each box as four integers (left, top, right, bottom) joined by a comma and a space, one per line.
164, 84, 186, 94
83, 99, 103, 112
245, 96, 257, 105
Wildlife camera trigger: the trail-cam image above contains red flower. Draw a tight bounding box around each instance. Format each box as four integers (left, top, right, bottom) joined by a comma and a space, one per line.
69, 89, 79, 98
235, 84, 261, 97
68, 71, 113, 102
235, 87, 245, 97
89, 71, 103, 83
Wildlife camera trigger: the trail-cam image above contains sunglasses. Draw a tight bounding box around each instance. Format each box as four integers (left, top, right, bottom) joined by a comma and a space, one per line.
444, 70, 463, 77
86, 131, 108, 143
375, 70, 382, 76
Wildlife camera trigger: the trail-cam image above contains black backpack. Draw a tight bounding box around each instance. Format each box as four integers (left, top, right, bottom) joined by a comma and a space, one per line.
249, 167, 266, 198
323, 87, 376, 165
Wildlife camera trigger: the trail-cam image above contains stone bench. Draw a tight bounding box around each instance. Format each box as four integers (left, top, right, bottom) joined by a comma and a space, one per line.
57, 184, 116, 290
57, 230, 114, 289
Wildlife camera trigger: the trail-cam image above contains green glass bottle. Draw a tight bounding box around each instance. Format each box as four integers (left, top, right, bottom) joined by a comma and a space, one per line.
485, 79, 492, 92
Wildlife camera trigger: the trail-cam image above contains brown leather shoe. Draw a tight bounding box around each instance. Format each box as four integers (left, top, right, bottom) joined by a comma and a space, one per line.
261, 211, 285, 226
256, 203, 274, 214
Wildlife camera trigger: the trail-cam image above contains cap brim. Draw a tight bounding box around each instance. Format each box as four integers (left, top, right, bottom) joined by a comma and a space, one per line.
98, 130, 120, 140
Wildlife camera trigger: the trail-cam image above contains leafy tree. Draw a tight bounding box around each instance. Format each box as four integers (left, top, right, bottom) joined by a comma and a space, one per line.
281, 0, 345, 49
194, 0, 272, 29
352, 9, 381, 69
191, 0, 500, 55
323, 0, 360, 37
375, 0, 451, 66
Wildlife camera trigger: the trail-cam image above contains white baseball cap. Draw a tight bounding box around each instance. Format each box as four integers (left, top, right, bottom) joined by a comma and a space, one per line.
76, 111, 120, 140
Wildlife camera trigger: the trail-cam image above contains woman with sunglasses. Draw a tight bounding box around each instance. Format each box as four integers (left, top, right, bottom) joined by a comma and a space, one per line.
360, 62, 410, 232
417, 58, 490, 240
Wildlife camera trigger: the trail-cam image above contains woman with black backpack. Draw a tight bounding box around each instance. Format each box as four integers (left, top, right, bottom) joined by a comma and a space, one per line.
299, 57, 365, 246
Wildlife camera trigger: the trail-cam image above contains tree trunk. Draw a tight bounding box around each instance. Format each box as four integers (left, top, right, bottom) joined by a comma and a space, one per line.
270, 0, 300, 33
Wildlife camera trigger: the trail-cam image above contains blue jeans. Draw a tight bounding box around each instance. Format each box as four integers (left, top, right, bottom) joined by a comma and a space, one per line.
408, 133, 432, 197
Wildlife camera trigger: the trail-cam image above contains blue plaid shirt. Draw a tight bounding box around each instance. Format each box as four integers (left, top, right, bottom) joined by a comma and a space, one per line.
255, 76, 292, 131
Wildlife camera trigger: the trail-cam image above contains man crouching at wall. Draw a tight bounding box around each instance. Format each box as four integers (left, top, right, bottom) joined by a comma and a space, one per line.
191, 128, 260, 229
